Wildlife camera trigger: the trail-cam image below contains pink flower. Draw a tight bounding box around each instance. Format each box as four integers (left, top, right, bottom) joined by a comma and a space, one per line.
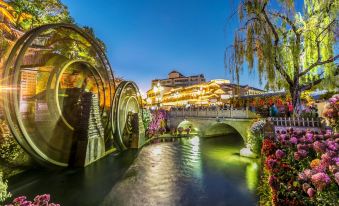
313, 141, 326, 153
298, 172, 308, 181
298, 149, 308, 158
335, 172, 339, 185
294, 152, 301, 160
13, 196, 27, 204
304, 169, 314, 178
290, 137, 298, 144
302, 183, 311, 193
307, 187, 316, 198
275, 149, 285, 159
311, 172, 331, 191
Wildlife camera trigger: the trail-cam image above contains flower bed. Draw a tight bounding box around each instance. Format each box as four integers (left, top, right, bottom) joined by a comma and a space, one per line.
323, 95, 338, 131
146, 109, 168, 138
260, 128, 338, 205
5, 194, 59, 206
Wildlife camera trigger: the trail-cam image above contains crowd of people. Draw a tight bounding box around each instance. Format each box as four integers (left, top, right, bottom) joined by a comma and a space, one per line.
168, 101, 319, 118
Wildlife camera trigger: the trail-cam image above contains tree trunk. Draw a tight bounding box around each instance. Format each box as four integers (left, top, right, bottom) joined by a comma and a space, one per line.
290, 86, 302, 117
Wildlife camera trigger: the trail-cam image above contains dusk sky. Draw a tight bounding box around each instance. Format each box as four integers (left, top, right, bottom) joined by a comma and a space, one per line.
61, 0, 263, 93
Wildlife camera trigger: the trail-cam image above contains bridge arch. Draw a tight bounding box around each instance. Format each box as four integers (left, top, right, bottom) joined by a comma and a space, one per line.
2, 23, 116, 166
168, 117, 252, 145
204, 122, 245, 143
176, 119, 202, 134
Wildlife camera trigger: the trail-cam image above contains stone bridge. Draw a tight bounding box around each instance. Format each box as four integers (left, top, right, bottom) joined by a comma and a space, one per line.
168, 109, 257, 145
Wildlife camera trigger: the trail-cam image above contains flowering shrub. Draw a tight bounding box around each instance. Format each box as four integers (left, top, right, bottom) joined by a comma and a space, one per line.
147, 109, 167, 138
250, 119, 266, 135
0, 172, 11, 203
5, 194, 59, 206
260, 128, 339, 205
322, 94, 339, 131
248, 119, 265, 154
142, 109, 152, 132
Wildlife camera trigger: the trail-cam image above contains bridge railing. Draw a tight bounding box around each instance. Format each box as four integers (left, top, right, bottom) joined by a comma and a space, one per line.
270, 117, 323, 128
168, 108, 257, 119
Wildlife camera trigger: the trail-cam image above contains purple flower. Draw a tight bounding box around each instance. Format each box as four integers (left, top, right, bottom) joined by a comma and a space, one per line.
298, 149, 308, 158
333, 157, 339, 166
297, 144, 307, 150
290, 137, 298, 144
328, 97, 337, 104
266, 158, 278, 170
275, 149, 285, 159
307, 187, 316, 198
326, 140, 338, 151
311, 172, 331, 191
305, 133, 314, 143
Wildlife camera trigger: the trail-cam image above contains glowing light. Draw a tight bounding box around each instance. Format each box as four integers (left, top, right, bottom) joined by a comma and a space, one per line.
240, 147, 257, 158
190, 136, 200, 146
246, 162, 259, 191
152, 147, 162, 155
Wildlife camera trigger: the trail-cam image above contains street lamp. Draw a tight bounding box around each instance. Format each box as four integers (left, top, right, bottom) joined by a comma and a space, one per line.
153, 82, 163, 108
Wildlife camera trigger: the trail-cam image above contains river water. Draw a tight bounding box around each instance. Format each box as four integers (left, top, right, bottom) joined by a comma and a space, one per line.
8, 135, 259, 206
101, 136, 259, 206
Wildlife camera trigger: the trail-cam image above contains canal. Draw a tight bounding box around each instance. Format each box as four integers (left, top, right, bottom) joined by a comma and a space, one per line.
8, 135, 259, 206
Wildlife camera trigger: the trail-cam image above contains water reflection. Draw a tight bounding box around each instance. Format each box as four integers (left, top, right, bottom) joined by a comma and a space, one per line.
102, 135, 258, 206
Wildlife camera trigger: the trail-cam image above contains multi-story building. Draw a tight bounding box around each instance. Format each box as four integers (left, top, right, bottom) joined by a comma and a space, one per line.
151, 70, 206, 88
146, 78, 265, 107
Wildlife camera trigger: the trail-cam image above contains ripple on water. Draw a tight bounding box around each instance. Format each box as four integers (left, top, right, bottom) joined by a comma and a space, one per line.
101, 136, 258, 206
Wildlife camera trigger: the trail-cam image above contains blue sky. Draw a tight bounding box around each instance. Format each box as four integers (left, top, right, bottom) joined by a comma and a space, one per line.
61, 0, 263, 93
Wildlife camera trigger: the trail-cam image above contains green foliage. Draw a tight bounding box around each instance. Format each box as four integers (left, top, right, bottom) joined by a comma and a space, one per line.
142, 109, 152, 132
6, 0, 73, 30
0, 120, 23, 163
226, 0, 338, 107
248, 119, 265, 154
258, 167, 273, 206
0, 171, 11, 203
82, 26, 107, 53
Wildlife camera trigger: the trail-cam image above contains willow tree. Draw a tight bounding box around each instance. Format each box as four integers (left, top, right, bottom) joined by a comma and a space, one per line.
226, 0, 338, 113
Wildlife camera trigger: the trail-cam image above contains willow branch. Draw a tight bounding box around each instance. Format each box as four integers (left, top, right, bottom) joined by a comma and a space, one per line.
261, 2, 293, 86
269, 11, 299, 35
299, 54, 339, 77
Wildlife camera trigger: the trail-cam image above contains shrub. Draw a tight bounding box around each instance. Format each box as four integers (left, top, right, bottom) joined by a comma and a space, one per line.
260, 129, 339, 206
0, 171, 11, 203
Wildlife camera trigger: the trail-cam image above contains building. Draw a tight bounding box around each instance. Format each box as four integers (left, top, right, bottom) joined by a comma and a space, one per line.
151, 70, 206, 88
146, 79, 265, 107
20, 70, 37, 100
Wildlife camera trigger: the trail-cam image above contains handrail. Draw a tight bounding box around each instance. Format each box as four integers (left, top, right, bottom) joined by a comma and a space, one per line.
168, 108, 257, 119
270, 117, 322, 128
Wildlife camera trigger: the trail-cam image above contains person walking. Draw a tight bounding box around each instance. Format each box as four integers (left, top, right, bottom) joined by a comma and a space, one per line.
288, 101, 293, 117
